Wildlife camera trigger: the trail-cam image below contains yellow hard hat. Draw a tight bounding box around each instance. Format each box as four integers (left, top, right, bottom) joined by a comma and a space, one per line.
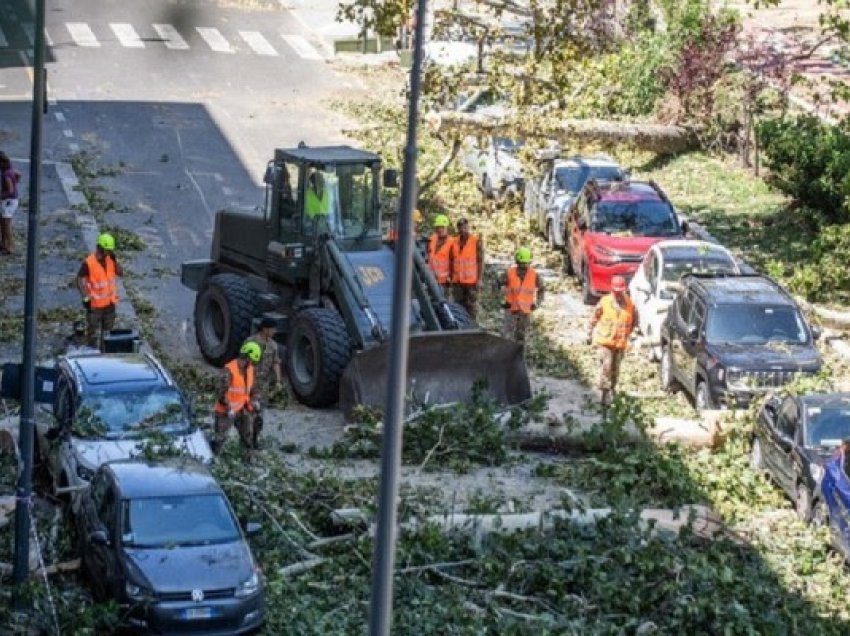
97, 233, 115, 251
433, 214, 450, 228
515, 247, 532, 264
240, 341, 262, 363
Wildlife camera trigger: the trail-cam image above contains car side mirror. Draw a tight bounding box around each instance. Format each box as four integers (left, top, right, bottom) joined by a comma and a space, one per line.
681, 220, 690, 235
244, 521, 262, 537
577, 218, 587, 231
811, 326, 822, 341
89, 530, 109, 546
383, 169, 398, 189
686, 325, 699, 340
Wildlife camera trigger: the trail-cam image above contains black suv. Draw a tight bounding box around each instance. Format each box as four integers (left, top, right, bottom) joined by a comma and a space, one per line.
659, 274, 822, 410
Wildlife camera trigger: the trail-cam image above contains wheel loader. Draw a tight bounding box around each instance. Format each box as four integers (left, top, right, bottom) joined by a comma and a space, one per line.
181, 143, 531, 417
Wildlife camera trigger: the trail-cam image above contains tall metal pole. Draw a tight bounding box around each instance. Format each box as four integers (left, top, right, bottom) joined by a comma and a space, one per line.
13, 0, 47, 588
368, 0, 428, 633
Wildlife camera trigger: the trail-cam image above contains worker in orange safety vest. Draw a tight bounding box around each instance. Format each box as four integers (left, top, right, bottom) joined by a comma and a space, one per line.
500, 247, 544, 347
450, 217, 483, 319
213, 342, 263, 459
427, 213, 455, 293
587, 274, 636, 405
76, 232, 123, 349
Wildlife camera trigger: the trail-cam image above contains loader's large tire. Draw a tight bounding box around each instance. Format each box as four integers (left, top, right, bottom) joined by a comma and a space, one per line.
194, 274, 256, 367
438, 301, 476, 330
286, 308, 352, 407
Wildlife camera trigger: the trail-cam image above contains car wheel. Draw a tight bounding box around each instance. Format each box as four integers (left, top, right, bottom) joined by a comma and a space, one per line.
660, 345, 678, 392
581, 268, 597, 306
796, 484, 813, 523
812, 499, 829, 529
482, 174, 494, 199
695, 380, 714, 412
750, 437, 764, 471
546, 221, 557, 251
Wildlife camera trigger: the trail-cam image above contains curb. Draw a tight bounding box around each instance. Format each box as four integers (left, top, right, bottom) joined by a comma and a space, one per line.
55, 161, 138, 325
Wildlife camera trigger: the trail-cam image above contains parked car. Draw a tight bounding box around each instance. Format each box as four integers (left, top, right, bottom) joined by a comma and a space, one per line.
34, 349, 212, 512
752, 393, 850, 521
629, 240, 740, 360
77, 459, 264, 634
461, 135, 525, 200
816, 449, 850, 560
565, 179, 687, 304
523, 154, 625, 250
659, 274, 822, 411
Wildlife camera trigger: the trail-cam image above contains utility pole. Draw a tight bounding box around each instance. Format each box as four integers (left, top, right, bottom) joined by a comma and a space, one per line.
368, 0, 428, 633
13, 0, 47, 590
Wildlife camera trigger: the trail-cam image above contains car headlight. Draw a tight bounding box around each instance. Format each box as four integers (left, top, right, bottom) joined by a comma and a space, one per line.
76, 463, 95, 481
234, 571, 261, 599
810, 463, 824, 482
592, 245, 622, 264
126, 580, 155, 602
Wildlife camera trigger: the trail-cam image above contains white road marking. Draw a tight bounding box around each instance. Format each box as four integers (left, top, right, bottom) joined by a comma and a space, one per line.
196, 27, 234, 54
54, 111, 65, 122
66, 22, 100, 48
63, 129, 74, 138
221, 186, 234, 196
239, 31, 277, 56
213, 173, 224, 182
0, 25, 8, 48
152, 24, 189, 50
69, 143, 80, 152
282, 34, 322, 60
110, 23, 144, 49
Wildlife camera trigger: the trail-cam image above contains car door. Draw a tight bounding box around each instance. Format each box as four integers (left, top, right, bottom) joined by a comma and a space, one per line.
681, 296, 706, 395
669, 290, 693, 387
86, 478, 122, 599
766, 398, 799, 496
47, 372, 75, 490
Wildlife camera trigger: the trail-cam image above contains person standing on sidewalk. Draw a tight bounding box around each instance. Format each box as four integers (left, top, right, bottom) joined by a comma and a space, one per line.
427, 214, 455, 293
76, 233, 123, 349
0, 151, 20, 255
450, 217, 483, 319
213, 342, 263, 460
586, 275, 636, 405
501, 247, 544, 346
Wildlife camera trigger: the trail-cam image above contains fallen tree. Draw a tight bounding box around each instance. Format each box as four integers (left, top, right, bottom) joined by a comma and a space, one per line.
426, 110, 701, 154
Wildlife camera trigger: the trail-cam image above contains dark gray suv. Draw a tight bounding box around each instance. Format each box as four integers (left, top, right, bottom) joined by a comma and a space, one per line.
77, 460, 264, 634
659, 274, 822, 411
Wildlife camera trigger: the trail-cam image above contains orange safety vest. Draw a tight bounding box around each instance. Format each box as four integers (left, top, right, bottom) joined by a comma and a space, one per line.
214, 360, 255, 414
592, 294, 635, 350
452, 235, 480, 285
505, 265, 538, 314
84, 253, 118, 309
428, 234, 454, 284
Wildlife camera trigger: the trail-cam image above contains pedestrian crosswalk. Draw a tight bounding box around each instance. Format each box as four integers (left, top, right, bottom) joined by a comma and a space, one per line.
0, 20, 326, 60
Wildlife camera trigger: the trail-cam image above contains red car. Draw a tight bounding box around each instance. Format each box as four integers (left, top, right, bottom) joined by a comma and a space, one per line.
565, 179, 686, 304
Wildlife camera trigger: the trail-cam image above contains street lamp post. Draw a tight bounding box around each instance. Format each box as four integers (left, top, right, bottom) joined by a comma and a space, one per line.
13, 0, 47, 589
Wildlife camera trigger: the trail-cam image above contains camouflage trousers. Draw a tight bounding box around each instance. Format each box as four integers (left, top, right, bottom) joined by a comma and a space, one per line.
213, 409, 263, 454
598, 346, 625, 392
452, 284, 479, 320
502, 311, 531, 345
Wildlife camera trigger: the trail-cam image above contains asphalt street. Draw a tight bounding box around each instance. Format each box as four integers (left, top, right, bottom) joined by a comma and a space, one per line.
0, 0, 361, 359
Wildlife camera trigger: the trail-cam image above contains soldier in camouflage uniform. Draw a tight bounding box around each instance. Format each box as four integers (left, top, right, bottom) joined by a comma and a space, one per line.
243, 317, 284, 403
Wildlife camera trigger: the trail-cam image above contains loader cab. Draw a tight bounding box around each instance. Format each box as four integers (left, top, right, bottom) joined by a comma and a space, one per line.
268, 145, 385, 251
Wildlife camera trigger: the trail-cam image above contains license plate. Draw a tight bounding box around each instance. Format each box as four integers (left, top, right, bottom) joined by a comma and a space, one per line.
182, 607, 213, 620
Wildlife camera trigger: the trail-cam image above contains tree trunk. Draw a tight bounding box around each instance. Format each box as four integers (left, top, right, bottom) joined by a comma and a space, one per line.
427, 110, 700, 154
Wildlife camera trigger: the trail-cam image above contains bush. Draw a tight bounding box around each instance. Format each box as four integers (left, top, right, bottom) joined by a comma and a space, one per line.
789, 224, 850, 301
757, 115, 850, 224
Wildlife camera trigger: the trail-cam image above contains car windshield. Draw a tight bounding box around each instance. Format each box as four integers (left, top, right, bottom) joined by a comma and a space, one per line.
661, 254, 737, 282
75, 388, 187, 439
122, 494, 240, 548
305, 163, 379, 240
592, 200, 680, 237
805, 405, 850, 448
706, 305, 809, 345
555, 165, 622, 193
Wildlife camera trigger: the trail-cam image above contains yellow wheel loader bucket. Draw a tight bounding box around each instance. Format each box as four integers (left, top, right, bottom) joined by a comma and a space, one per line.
338, 330, 531, 420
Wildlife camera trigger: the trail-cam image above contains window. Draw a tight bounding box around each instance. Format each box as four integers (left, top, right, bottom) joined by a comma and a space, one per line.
302, 164, 379, 239
122, 495, 240, 548
592, 199, 680, 237
689, 299, 706, 332
647, 253, 659, 295
77, 388, 187, 439
278, 161, 300, 235
804, 404, 850, 448
98, 488, 117, 535
53, 375, 73, 429
555, 165, 623, 194
676, 291, 693, 324
778, 401, 798, 439
705, 305, 809, 345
